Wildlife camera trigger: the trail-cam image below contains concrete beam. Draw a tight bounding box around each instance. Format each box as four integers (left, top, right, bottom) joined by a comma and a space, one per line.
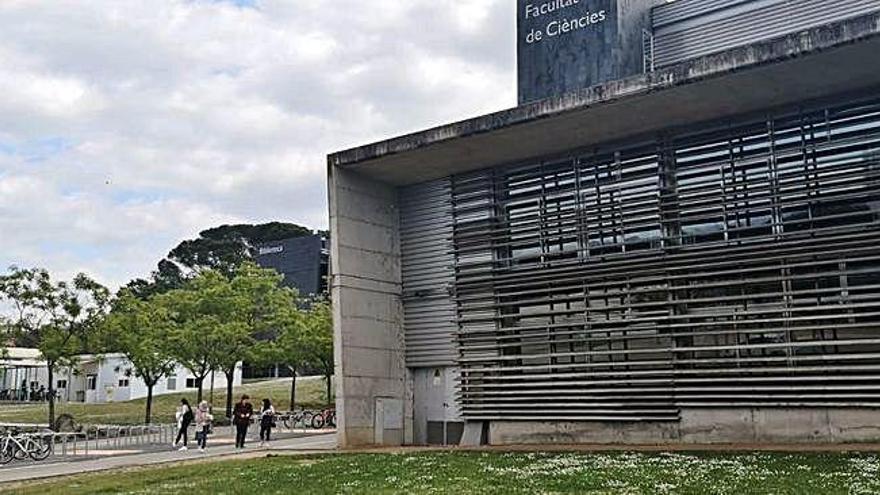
489, 408, 880, 445
330, 13, 880, 186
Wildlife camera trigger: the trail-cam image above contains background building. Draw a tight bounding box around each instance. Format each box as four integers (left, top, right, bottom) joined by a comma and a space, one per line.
329, 0, 880, 447
1, 349, 242, 405
255, 234, 329, 297
244, 233, 330, 380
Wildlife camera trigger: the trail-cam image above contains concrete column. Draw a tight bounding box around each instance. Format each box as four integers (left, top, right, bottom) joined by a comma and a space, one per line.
328, 164, 405, 448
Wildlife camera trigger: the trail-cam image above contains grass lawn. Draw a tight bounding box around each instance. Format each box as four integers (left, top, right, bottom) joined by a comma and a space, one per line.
5, 451, 880, 494
0, 377, 334, 426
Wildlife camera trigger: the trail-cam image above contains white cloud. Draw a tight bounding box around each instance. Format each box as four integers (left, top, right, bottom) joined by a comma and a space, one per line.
0, 0, 516, 288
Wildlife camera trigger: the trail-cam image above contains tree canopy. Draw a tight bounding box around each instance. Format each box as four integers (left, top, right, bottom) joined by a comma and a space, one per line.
124, 222, 314, 299
0, 266, 110, 428
1, 259, 335, 427
100, 292, 177, 423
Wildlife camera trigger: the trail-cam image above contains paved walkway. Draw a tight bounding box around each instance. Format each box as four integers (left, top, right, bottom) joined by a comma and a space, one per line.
0, 432, 336, 484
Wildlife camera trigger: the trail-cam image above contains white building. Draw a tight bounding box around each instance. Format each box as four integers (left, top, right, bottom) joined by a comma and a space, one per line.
1, 349, 242, 404
0, 348, 48, 401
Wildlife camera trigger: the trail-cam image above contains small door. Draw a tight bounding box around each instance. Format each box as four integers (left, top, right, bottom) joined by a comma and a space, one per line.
413, 367, 463, 445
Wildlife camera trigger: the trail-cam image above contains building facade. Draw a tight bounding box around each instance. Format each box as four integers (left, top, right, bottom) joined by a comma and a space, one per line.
329, 1, 880, 446
255, 235, 329, 297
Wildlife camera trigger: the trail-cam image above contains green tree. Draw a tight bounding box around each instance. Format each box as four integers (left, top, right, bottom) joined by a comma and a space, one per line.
123, 260, 186, 300
271, 308, 310, 411
213, 263, 298, 417
123, 222, 314, 301
100, 292, 176, 424
167, 222, 313, 278
303, 301, 334, 406
0, 267, 110, 429
158, 282, 217, 405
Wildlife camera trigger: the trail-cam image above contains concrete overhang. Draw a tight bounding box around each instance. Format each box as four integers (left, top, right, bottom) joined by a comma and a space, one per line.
328, 12, 880, 186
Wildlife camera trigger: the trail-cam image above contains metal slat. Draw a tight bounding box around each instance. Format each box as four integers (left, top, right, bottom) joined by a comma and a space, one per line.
400, 178, 457, 367
450, 93, 880, 422
652, 0, 880, 67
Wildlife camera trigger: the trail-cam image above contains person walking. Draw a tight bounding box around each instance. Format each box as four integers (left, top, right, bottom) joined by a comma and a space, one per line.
232, 394, 254, 449
174, 398, 194, 451
195, 401, 213, 452
259, 398, 276, 447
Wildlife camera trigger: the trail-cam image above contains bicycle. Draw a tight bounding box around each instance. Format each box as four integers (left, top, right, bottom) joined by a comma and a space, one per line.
310, 408, 336, 429
281, 409, 316, 430
0, 430, 53, 464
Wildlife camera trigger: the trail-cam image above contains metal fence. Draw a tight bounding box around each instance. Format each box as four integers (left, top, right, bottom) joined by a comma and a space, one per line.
2, 424, 178, 461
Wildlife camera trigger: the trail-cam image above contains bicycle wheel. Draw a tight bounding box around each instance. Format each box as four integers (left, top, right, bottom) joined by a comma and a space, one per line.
311, 414, 325, 429
12, 439, 28, 460
327, 412, 336, 428
282, 415, 292, 430
0, 441, 14, 465
28, 437, 52, 461
300, 411, 313, 428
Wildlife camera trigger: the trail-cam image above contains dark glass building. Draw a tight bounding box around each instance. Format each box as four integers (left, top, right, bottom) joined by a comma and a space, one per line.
255, 234, 329, 297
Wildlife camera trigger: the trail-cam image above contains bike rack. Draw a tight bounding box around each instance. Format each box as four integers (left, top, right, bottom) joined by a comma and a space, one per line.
1, 424, 179, 465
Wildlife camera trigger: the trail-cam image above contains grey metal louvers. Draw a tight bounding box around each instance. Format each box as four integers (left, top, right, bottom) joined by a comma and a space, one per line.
652, 0, 880, 68
452, 92, 880, 422
400, 178, 457, 367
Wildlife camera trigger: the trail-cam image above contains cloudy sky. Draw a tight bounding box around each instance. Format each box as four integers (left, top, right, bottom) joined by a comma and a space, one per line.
0, 0, 516, 288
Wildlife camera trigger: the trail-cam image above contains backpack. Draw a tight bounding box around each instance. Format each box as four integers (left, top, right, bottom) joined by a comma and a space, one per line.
183, 406, 194, 423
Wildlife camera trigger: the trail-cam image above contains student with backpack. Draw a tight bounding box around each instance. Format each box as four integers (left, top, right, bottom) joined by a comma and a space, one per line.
259, 398, 276, 447
174, 398, 194, 451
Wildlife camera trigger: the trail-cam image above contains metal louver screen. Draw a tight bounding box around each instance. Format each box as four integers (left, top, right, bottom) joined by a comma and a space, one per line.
453, 93, 880, 422
652, 0, 880, 68
400, 179, 457, 367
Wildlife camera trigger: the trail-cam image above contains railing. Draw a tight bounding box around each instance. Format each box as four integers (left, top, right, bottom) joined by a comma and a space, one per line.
1, 424, 178, 463
54, 424, 178, 457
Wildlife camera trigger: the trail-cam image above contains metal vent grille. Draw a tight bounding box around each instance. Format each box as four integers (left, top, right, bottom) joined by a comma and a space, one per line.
453, 94, 880, 422
652, 0, 880, 68
400, 179, 457, 367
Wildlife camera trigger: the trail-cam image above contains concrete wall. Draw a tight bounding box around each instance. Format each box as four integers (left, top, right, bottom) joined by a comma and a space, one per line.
490, 408, 880, 445
329, 165, 406, 447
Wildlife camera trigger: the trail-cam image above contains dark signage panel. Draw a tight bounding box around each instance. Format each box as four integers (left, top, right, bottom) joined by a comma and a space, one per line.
517, 0, 654, 104
518, 0, 618, 104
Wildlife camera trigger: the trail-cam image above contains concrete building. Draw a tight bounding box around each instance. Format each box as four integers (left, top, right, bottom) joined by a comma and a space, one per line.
328, 1, 880, 447
1, 349, 242, 404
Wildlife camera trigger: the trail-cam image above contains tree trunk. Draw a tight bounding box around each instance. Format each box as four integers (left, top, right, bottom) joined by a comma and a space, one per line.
196, 376, 204, 404
145, 383, 154, 425
224, 369, 235, 419
47, 364, 55, 430
289, 367, 297, 412
325, 373, 332, 406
